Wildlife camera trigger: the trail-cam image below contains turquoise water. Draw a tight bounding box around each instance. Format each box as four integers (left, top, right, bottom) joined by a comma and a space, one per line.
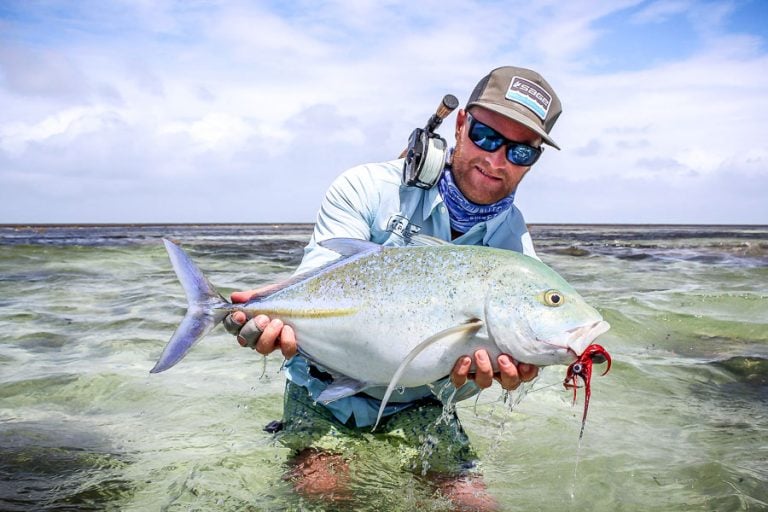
1, 224, 766, 511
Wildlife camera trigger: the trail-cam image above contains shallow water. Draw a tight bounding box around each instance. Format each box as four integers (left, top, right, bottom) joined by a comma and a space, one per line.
1, 224, 766, 511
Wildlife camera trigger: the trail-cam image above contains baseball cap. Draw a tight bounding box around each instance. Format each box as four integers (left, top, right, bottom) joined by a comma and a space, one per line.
466, 66, 562, 149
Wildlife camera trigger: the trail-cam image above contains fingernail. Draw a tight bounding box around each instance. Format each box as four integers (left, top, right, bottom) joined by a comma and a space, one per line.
255, 316, 269, 329
237, 336, 247, 347
498, 355, 511, 366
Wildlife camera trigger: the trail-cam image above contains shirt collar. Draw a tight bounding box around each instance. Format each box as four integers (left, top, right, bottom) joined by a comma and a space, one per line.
482, 207, 513, 244
423, 181, 444, 220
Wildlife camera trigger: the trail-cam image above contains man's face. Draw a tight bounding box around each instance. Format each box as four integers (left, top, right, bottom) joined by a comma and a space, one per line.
451, 106, 542, 205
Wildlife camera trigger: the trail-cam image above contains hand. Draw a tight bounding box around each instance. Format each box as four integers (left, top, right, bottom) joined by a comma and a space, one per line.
222, 289, 298, 359
450, 350, 539, 391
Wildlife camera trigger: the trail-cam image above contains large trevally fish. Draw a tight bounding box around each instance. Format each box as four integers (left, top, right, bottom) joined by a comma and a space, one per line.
152, 237, 611, 429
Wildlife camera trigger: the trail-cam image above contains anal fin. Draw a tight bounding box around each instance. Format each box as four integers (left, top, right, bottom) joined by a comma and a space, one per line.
317, 376, 369, 404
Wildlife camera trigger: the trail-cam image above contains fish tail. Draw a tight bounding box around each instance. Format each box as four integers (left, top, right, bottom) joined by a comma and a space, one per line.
150, 239, 233, 373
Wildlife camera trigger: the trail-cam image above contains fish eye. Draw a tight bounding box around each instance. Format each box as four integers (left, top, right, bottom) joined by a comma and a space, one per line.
543, 289, 564, 307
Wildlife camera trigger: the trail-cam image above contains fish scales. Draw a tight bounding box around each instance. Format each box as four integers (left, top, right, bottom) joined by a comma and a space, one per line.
153, 237, 612, 431
236, 247, 499, 385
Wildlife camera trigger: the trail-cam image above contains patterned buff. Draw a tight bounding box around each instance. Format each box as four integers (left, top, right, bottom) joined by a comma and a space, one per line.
437, 167, 515, 234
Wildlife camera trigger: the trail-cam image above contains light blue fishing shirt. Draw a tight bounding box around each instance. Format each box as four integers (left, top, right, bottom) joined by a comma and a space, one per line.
285, 158, 538, 427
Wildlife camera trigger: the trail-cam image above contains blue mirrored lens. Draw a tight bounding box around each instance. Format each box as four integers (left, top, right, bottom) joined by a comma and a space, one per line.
507, 144, 536, 165
467, 115, 541, 166
468, 123, 504, 151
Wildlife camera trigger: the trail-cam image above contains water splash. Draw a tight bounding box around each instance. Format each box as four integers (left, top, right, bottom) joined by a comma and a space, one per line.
477, 377, 540, 467
258, 355, 268, 379
416, 434, 438, 476
436, 383, 458, 427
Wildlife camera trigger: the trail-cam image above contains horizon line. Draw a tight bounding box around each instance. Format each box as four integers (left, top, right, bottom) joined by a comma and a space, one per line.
1, 222, 767, 228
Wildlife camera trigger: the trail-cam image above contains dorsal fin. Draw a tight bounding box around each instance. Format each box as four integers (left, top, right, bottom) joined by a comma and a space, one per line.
407, 233, 452, 247
319, 238, 383, 257
243, 238, 382, 304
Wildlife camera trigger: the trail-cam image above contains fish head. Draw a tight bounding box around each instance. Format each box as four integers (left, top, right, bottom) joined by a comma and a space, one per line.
484, 259, 610, 367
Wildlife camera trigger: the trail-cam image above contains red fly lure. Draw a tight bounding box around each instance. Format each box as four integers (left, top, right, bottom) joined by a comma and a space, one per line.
563, 344, 612, 439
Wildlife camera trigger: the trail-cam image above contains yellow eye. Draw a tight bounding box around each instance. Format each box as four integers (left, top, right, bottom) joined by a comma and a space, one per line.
543, 290, 564, 307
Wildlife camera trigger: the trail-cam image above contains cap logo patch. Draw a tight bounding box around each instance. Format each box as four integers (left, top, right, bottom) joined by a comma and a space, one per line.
505, 77, 551, 120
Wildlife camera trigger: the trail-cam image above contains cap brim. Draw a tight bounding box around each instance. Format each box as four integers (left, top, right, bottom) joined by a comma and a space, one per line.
468, 102, 560, 150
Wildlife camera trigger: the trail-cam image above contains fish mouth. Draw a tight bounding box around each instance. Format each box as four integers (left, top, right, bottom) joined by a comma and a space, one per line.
565, 320, 611, 358
567, 320, 611, 344
530, 320, 610, 366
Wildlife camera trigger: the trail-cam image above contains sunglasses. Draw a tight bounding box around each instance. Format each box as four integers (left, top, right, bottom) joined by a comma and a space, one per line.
466, 113, 543, 167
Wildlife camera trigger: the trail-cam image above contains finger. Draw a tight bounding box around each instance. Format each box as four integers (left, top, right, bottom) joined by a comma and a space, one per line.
231, 284, 283, 304
472, 349, 493, 389
231, 289, 260, 303
451, 356, 472, 388
278, 325, 298, 359
237, 315, 269, 349
223, 310, 248, 335
497, 354, 522, 391
254, 318, 284, 355
517, 362, 539, 382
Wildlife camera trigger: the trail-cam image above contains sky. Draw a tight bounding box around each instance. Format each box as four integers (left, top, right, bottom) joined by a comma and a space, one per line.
0, 0, 766, 225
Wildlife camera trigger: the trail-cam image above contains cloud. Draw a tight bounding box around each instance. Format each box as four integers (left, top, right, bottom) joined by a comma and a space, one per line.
0, 46, 88, 100
518, 164, 768, 224
0, 0, 766, 224
635, 157, 686, 172
630, 0, 692, 24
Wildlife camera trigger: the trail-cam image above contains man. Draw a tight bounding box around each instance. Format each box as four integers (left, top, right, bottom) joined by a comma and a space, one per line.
226, 66, 562, 509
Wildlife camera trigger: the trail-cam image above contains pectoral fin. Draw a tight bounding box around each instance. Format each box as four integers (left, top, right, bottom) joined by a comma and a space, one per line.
373, 319, 484, 430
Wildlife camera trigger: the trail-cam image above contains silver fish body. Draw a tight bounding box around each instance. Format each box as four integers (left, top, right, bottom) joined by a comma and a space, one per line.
152, 238, 610, 424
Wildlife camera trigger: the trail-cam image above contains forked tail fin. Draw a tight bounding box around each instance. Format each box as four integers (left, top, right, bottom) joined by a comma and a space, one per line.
150, 239, 233, 373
